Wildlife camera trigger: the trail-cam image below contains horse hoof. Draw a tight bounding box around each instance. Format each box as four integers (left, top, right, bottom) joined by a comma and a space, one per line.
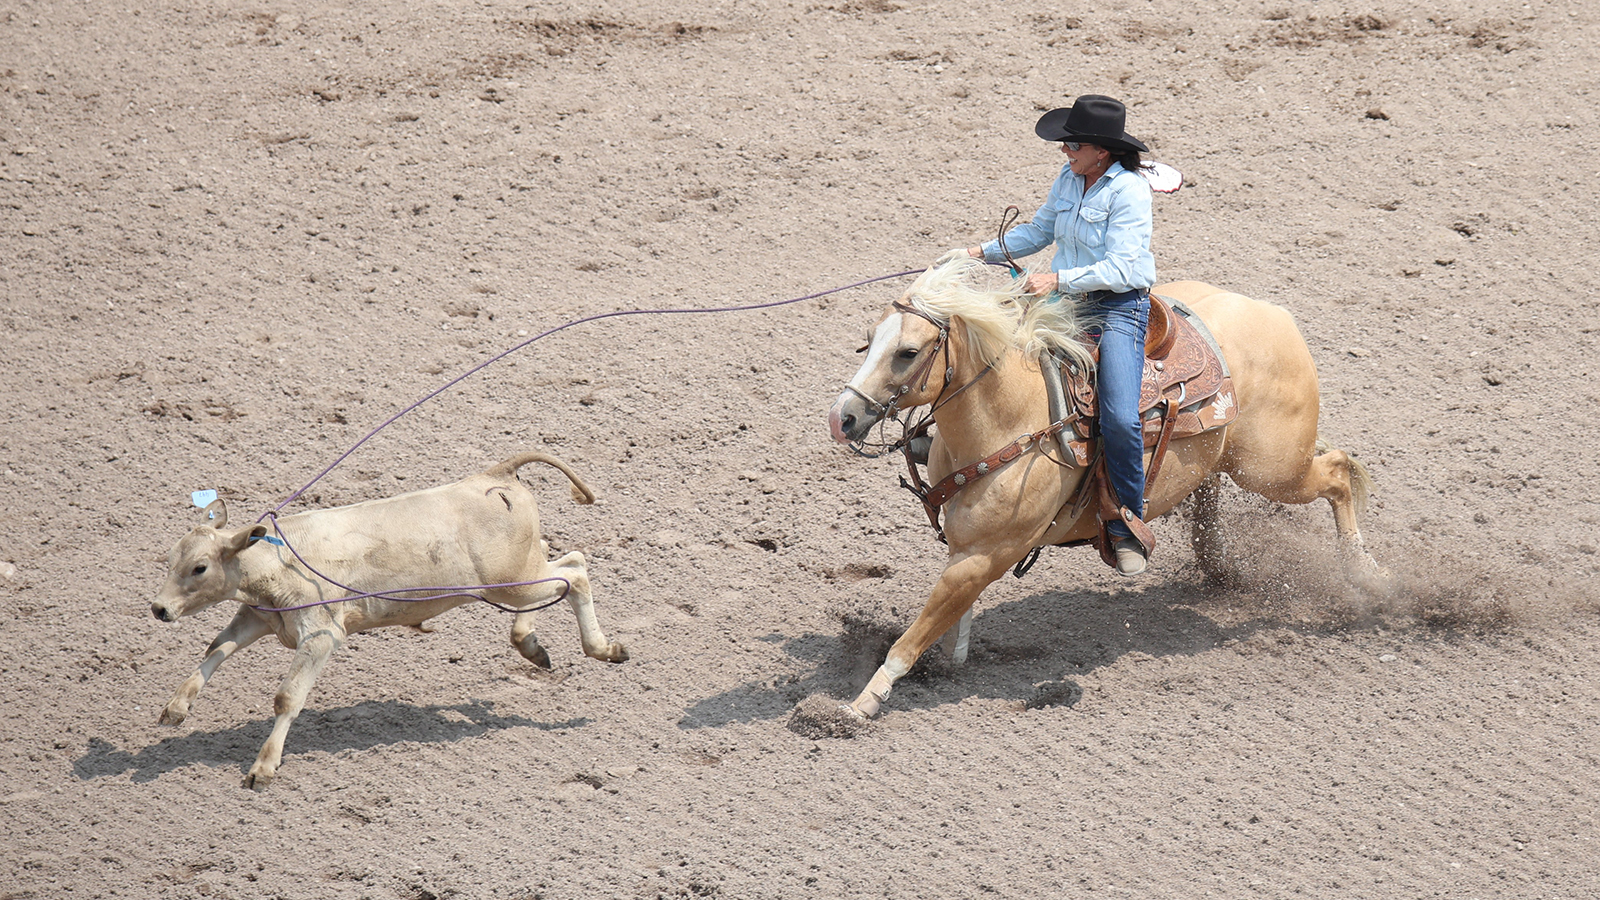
847, 693, 882, 719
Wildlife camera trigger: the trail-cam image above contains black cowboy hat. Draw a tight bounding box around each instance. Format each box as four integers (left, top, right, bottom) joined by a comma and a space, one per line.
1034, 95, 1149, 153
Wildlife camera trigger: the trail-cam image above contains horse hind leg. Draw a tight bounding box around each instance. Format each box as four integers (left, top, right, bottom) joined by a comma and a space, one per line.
1187, 474, 1232, 584
1234, 440, 1383, 579
938, 608, 974, 665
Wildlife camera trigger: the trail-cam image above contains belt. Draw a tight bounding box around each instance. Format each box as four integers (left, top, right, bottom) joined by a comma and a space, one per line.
1075, 288, 1149, 304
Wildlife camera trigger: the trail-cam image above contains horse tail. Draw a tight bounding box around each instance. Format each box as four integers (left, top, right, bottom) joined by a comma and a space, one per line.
1315, 437, 1372, 518
487, 451, 597, 505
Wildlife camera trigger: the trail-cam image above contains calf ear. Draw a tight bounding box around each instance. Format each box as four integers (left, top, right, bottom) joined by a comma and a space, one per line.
225, 524, 269, 555
202, 498, 229, 528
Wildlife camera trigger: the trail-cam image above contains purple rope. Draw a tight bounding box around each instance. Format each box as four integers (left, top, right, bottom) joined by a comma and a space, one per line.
241, 267, 921, 615
247, 514, 572, 614
265, 268, 921, 517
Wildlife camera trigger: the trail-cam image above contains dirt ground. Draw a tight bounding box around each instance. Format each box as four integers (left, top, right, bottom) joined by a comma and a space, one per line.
4, 0, 1600, 897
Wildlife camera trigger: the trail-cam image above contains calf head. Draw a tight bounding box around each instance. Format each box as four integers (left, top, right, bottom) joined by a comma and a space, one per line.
152, 499, 267, 622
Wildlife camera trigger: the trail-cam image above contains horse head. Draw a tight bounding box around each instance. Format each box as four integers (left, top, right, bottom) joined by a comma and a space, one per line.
827, 297, 957, 444
828, 257, 1055, 445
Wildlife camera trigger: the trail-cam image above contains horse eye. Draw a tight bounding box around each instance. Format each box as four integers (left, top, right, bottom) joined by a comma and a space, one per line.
191, 564, 207, 576
896, 347, 920, 360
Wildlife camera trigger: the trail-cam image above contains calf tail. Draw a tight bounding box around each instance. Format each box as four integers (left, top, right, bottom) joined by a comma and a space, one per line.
489, 451, 596, 505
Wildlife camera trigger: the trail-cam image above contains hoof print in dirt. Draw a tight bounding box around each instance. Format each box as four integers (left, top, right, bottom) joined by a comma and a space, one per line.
787, 694, 872, 739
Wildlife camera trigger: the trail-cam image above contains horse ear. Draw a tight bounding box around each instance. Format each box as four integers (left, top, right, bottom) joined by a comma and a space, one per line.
202, 499, 228, 529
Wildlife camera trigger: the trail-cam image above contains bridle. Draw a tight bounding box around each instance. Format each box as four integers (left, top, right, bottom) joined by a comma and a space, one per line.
843, 300, 992, 456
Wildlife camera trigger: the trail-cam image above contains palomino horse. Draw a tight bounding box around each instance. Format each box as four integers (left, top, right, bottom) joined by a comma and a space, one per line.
826, 257, 1378, 719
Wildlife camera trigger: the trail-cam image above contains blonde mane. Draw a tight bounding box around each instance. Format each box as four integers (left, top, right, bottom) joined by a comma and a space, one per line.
906, 256, 1096, 373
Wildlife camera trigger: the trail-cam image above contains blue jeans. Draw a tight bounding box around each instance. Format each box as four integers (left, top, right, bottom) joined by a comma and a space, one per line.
1082, 289, 1149, 538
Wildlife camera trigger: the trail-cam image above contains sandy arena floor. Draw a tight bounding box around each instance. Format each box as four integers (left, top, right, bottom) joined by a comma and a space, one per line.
3, 0, 1599, 897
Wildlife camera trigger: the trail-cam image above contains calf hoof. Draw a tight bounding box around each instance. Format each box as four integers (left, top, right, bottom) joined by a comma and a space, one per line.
597, 641, 629, 663
158, 704, 187, 726
515, 635, 552, 669
243, 767, 275, 791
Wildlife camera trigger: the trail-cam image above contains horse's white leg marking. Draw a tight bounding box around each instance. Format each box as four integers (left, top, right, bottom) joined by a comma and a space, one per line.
939, 608, 973, 666
849, 658, 911, 719
160, 607, 274, 726
847, 554, 1010, 719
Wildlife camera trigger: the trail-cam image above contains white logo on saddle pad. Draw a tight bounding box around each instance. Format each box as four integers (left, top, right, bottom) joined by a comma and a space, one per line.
1210, 392, 1235, 418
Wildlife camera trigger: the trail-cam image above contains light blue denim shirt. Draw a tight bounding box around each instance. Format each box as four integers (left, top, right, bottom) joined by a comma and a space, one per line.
978, 160, 1156, 294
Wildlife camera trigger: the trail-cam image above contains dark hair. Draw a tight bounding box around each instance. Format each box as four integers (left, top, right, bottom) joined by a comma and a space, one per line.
1109, 148, 1147, 173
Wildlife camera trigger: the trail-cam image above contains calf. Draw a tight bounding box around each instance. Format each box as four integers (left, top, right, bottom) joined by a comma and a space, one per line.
151, 451, 628, 789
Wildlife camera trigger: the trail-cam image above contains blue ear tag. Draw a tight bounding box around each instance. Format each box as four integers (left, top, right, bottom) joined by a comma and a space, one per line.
191, 489, 219, 518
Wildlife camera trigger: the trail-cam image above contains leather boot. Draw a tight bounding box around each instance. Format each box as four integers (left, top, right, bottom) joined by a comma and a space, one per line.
1113, 537, 1149, 577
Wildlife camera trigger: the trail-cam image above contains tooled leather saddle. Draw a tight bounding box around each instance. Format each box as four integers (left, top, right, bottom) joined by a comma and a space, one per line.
899, 294, 1238, 567
1053, 293, 1238, 567
1056, 293, 1237, 469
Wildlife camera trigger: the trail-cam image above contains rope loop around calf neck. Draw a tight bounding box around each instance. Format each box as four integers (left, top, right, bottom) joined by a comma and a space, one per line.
245, 513, 572, 616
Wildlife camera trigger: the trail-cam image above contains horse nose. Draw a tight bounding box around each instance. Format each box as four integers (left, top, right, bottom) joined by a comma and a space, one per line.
828, 402, 856, 444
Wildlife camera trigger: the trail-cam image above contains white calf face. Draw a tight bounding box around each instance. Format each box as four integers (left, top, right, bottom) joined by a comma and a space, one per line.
151, 527, 251, 622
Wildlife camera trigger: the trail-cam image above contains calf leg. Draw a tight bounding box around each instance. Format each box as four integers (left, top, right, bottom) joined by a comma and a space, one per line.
160, 607, 274, 726
507, 551, 628, 665
245, 627, 342, 790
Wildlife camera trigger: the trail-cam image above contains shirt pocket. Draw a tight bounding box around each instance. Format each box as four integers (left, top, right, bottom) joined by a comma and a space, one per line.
1077, 202, 1111, 252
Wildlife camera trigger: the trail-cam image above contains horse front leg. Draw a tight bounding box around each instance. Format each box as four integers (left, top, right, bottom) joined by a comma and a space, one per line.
159, 607, 274, 726
846, 554, 1009, 719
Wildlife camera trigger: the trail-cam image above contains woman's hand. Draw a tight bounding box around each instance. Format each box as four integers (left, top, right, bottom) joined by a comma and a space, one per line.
1025, 272, 1059, 295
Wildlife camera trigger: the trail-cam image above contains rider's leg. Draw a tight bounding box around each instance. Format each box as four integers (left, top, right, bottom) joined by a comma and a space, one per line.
1091, 291, 1151, 554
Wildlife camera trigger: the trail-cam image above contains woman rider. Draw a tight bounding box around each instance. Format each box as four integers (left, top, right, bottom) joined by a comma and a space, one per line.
950, 94, 1156, 576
